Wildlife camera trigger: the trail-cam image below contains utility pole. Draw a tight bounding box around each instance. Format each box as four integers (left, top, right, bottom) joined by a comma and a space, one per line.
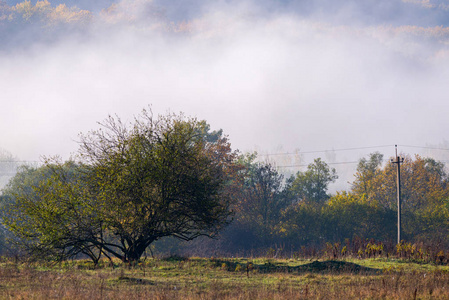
390, 145, 404, 244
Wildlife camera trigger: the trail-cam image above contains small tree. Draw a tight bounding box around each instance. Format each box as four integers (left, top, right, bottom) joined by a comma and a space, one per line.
288, 158, 338, 203
352, 152, 384, 196
2, 110, 238, 262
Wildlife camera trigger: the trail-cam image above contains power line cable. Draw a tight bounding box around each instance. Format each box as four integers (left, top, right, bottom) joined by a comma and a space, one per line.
1, 144, 449, 166
277, 161, 360, 168
260, 145, 393, 156
398, 144, 449, 151
276, 157, 449, 169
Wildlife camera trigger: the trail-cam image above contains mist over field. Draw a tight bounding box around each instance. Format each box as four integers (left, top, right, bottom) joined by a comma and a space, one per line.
2, 0, 449, 190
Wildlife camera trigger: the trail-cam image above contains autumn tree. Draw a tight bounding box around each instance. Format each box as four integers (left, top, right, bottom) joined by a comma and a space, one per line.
351, 154, 449, 243
352, 154, 449, 211
352, 152, 384, 196
231, 154, 290, 247
2, 110, 238, 262
321, 192, 396, 242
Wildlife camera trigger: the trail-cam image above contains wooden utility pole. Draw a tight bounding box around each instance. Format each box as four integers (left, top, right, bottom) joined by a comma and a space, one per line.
390, 145, 404, 244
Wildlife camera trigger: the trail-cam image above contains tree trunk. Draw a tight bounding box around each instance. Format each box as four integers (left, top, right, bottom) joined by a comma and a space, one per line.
126, 239, 153, 262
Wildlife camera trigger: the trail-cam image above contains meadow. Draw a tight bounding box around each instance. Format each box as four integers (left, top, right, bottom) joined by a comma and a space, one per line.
0, 255, 448, 299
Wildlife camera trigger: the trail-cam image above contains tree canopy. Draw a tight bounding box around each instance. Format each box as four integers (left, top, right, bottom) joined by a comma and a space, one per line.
288, 158, 338, 203
3, 127, 449, 259
2, 110, 238, 262
231, 154, 290, 248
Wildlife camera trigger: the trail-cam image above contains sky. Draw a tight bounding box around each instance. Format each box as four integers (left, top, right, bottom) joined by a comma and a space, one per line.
1, 0, 449, 190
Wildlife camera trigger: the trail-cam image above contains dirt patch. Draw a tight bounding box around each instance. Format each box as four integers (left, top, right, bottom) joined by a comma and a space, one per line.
290, 260, 380, 274
116, 276, 155, 285
215, 259, 380, 275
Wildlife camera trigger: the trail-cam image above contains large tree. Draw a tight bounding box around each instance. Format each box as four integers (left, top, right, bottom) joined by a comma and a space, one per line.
232, 154, 290, 247
2, 110, 238, 262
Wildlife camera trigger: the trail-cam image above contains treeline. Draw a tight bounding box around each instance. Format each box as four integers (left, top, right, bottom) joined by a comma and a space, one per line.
1, 110, 449, 262
155, 152, 449, 257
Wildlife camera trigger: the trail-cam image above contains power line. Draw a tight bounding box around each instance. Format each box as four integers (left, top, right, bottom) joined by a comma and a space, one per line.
398, 144, 449, 151
260, 145, 393, 156
1, 144, 448, 166
276, 161, 360, 168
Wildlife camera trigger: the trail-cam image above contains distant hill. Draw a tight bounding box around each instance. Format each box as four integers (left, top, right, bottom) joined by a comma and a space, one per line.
4, 0, 449, 26
5, 0, 116, 13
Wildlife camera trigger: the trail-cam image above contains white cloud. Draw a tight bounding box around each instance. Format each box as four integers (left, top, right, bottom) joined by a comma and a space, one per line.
1, 0, 449, 190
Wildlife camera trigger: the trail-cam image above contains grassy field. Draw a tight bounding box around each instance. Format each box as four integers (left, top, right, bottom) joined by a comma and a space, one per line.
0, 256, 448, 299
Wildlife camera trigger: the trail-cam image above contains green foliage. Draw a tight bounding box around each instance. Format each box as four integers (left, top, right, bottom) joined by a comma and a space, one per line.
279, 200, 322, 245
4, 131, 449, 260
288, 158, 338, 203
322, 192, 396, 242
352, 154, 449, 212
2, 110, 238, 263
2, 161, 103, 263
350, 153, 449, 243
179, 153, 449, 254
228, 156, 290, 248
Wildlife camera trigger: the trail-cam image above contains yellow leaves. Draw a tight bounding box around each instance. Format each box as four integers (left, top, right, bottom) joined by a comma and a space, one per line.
98, 0, 164, 26
47, 4, 92, 26
36, 0, 51, 10
353, 153, 449, 212
327, 191, 369, 208
11, 0, 92, 26
13, 0, 34, 21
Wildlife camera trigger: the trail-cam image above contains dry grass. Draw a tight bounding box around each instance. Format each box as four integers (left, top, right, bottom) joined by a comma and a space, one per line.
0, 257, 448, 299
